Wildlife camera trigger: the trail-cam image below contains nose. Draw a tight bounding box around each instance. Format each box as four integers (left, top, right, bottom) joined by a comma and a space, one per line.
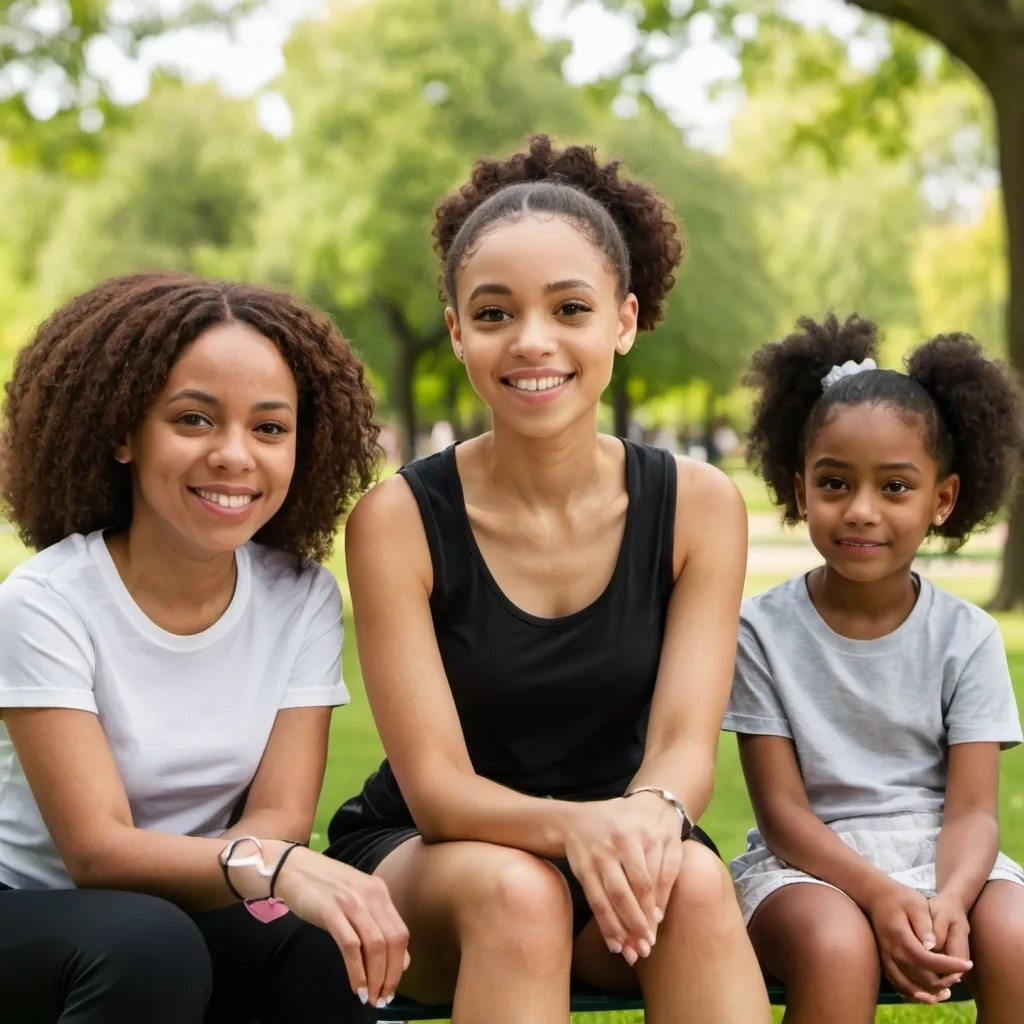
208, 425, 256, 474
843, 484, 881, 527
509, 310, 557, 360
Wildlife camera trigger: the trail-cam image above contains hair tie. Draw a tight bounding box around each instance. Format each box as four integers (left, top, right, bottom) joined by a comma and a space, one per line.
821, 357, 877, 391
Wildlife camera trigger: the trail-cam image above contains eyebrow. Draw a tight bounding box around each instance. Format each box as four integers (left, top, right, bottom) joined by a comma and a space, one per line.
813, 456, 920, 472
165, 388, 294, 414
466, 279, 597, 303
467, 283, 512, 303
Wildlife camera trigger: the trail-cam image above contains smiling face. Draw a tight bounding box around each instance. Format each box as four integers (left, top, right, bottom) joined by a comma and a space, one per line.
796, 402, 960, 582
115, 322, 298, 558
446, 214, 638, 438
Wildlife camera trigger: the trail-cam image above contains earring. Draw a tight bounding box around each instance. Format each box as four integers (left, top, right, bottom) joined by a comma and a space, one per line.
114, 452, 130, 465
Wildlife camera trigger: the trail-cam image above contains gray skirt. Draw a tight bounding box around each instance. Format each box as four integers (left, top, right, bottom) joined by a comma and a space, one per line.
730, 811, 1024, 925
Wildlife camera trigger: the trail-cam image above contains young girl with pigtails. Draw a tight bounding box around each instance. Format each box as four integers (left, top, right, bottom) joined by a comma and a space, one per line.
726, 313, 1024, 1023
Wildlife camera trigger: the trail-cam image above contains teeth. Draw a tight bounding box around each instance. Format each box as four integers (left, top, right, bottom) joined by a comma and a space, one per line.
195, 489, 255, 509
509, 375, 568, 392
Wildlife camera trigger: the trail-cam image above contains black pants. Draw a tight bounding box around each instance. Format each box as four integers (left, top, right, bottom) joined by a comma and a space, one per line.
0, 887, 374, 1023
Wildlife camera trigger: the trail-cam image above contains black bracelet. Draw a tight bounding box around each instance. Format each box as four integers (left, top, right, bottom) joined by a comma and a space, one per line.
269, 842, 304, 900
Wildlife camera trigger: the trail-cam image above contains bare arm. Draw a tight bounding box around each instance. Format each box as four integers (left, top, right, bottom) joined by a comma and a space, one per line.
934, 742, 1000, 909
345, 477, 579, 855
6, 703, 331, 909
220, 705, 333, 845
738, 733, 894, 907
628, 460, 748, 824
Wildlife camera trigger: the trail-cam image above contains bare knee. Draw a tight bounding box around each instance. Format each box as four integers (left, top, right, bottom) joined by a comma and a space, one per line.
752, 885, 878, 986
457, 847, 573, 953
662, 842, 743, 941
968, 881, 1024, 984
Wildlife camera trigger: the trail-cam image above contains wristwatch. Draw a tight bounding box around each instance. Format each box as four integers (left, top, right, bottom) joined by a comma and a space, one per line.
624, 786, 694, 840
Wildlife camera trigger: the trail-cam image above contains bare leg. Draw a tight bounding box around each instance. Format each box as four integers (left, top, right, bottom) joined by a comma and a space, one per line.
374, 838, 573, 1024
748, 883, 879, 1024
967, 879, 1024, 1024
572, 840, 772, 1023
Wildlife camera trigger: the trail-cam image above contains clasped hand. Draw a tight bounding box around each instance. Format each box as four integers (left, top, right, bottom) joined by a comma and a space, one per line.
867, 883, 972, 1003
564, 793, 683, 965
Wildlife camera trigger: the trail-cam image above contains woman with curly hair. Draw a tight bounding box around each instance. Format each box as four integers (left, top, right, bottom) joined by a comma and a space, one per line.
726, 314, 1024, 1022
0, 272, 408, 1023
326, 136, 771, 1021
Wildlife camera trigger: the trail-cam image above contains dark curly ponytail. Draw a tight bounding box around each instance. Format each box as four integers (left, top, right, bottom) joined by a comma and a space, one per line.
433, 134, 682, 331
745, 313, 1024, 548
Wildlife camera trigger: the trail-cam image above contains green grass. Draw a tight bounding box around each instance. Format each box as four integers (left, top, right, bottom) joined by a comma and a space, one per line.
0, 521, 1018, 1020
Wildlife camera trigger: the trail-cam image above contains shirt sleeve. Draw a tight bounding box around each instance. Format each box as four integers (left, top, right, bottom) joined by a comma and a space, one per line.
721, 616, 793, 738
946, 624, 1022, 748
0, 575, 97, 712
279, 567, 349, 709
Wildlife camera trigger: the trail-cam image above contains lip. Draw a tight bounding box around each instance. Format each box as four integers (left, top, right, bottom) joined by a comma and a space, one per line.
500, 367, 575, 381
836, 537, 889, 553
189, 484, 261, 496
189, 486, 261, 521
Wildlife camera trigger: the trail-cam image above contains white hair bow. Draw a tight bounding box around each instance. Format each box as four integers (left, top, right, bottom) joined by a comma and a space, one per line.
821, 357, 877, 391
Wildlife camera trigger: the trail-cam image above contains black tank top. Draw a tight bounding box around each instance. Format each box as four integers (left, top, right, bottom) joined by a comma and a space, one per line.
328, 440, 677, 836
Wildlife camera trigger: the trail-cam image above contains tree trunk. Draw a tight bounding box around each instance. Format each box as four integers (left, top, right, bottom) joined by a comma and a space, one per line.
987, 49, 1024, 610
612, 372, 630, 438
394, 336, 418, 465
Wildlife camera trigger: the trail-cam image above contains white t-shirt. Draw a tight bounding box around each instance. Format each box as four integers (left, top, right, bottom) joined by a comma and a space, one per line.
0, 531, 349, 890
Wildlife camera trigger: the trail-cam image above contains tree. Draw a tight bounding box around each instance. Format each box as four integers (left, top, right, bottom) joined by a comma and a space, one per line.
590, 0, 1024, 607
253, 0, 587, 462
1, 0, 255, 170
597, 106, 776, 435
33, 81, 263, 301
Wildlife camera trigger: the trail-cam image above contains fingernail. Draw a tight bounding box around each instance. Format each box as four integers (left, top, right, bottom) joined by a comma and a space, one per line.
924, 938, 936, 951
357, 988, 368, 1005
375, 998, 389, 1009
607, 940, 622, 954
940, 988, 951, 1000
966, 961, 974, 969
653, 907, 664, 923
637, 938, 651, 958
403, 952, 411, 970
623, 947, 638, 966
647, 931, 656, 947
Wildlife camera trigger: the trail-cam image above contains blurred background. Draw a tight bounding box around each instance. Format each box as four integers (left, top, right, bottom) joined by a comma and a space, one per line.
1, 3, 1021, 1018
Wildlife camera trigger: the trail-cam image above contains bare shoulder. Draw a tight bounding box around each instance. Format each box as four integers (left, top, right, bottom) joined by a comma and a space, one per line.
345, 473, 432, 586
672, 457, 747, 573
673, 455, 745, 516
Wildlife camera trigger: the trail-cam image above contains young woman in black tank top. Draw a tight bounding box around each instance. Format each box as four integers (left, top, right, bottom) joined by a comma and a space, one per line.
328, 136, 771, 1022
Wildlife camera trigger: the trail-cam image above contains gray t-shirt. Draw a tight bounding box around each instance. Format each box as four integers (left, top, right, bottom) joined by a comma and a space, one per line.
723, 574, 1022, 822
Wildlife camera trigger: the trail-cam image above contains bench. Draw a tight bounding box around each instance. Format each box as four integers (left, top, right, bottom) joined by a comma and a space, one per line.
379, 980, 973, 1020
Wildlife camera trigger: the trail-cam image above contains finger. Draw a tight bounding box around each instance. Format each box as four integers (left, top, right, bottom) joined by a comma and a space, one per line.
654, 839, 682, 921
902, 944, 973, 977
342, 899, 389, 1008
884, 956, 943, 1004
573, 863, 630, 954
373, 891, 411, 1004
323, 910, 368, 1002
906, 900, 937, 951
929, 908, 951, 952
945, 921, 972, 974
600, 858, 654, 952
619, 838, 658, 937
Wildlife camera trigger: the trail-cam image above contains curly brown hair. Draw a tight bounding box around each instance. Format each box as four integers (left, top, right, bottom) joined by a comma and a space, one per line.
433, 134, 683, 331
1, 271, 380, 562
744, 313, 1024, 549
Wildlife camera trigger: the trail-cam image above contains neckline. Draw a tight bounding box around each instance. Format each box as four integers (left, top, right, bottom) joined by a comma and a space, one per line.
794, 570, 931, 654
88, 530, 252, 651
443, 439, 638, 627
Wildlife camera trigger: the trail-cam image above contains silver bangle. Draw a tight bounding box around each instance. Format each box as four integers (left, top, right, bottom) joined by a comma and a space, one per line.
624, 786, 694, 839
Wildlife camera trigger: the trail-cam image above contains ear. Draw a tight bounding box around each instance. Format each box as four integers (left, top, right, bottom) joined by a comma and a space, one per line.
932, 472, 960, 528
446, 307, 463, 362
615, 293, 639, 356
794, 472, 808, 520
